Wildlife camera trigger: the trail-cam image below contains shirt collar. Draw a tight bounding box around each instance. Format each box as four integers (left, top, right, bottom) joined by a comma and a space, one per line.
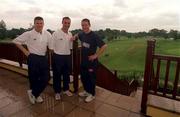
33, 29, 43, 35
59, 29, 70, 35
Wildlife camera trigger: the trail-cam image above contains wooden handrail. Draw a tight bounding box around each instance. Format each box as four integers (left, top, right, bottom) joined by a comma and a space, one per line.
141, 39, 180, 114
0, 42, 26, 67
154, 54, 180, 61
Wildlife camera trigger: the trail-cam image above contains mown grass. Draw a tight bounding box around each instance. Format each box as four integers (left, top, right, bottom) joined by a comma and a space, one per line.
99, 38, 180, 82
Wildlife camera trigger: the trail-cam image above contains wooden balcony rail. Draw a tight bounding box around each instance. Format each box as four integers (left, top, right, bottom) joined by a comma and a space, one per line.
141, 39, 180, 114
0, 42, 27, 67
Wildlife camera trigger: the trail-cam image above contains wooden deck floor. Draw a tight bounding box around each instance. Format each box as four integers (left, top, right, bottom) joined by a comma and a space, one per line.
0, 68, 145, 117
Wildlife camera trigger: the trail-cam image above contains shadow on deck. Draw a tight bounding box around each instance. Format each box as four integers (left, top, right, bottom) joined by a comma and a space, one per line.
0, 68, 145, 117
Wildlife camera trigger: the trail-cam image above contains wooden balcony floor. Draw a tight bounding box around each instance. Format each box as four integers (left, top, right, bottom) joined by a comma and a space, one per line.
0, 68, 145, 117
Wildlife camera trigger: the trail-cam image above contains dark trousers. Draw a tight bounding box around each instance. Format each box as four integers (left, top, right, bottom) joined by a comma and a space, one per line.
80, 59, 98, 96
52, 53, 71, 93
27, 54, 49, 98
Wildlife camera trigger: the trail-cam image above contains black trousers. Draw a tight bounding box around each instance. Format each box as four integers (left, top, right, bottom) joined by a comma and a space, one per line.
80, 59, 98, 96
52, 53, 71, 93
27, 54, 49, 98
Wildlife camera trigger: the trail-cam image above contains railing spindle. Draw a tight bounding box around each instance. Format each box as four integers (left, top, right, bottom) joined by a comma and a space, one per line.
163, 60, 171, 96
154, 59, 161, 94
172, 61, 180, 99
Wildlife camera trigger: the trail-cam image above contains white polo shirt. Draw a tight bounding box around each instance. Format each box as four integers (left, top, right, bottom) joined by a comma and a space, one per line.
13, 29, 53, 56
52, 29, 72, 55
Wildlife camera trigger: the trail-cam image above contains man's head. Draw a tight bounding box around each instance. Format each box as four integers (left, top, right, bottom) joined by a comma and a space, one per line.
81, 18, 91, 33
62, 17, 71, 32
34, 16, 44, 33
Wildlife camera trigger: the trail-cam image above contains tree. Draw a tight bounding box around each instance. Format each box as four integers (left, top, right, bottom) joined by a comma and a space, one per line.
0, 20, 7, 39
168, 29, 178, 40
95, 29, 105, 40
159, 29, 168, 39
120, 30, 127, 36
6, 28, 19, 39
149, 28, 160, 37
47, 29, 54, 34
104, 28, 115, 41
177, 32, 180, 39
0, 20, 6, 29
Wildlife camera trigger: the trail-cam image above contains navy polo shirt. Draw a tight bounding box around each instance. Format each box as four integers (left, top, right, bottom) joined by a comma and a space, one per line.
78, 31, 105, 62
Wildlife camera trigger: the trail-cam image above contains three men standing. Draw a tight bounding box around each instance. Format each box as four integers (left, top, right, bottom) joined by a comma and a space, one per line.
13, 16, 106, 104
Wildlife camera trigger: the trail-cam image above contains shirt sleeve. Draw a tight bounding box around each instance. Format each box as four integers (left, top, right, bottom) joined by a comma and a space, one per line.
95, 33, 105, 48
78, 32, 83, 41
51, 31, 58, 50
47, 32, 53, 50
12, 31, 30, 45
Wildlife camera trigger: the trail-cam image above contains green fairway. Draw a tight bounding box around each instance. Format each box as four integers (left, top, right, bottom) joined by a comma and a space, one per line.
99, 38, 180, 81
100, 38, 147, 72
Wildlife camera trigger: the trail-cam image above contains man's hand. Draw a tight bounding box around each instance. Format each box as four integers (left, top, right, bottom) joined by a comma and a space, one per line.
25, 51, 30, 57
70, 34, 78, 41
70, 36, 76, 41
15, 44, 30, 57
88, 54, 98, 61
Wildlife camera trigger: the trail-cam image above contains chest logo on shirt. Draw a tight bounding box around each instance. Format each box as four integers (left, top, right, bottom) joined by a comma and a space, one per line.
82, 42, 90, 48
58, 38, 63, 40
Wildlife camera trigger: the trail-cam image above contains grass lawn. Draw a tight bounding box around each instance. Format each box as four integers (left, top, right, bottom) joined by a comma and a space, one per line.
0, 38, 12, 42
99, 38, 180, 81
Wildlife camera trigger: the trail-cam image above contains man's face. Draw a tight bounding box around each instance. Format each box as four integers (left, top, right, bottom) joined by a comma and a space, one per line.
81, 21, 90, 33
34, 20, 44, 32
62, 19, 71, 30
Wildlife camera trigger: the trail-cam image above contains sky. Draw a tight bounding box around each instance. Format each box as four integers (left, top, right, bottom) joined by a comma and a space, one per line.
0, 0, 180, 32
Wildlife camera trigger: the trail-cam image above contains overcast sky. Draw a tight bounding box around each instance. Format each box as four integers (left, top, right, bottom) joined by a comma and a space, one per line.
0, 0, 179, 32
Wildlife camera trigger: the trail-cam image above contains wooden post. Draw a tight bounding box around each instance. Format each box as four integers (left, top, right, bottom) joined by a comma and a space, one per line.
47, 48, 52, 81
141, 39, 155, 114
114, 70, 117, 77
17, 45, 23, 67
72, 40, 80, 93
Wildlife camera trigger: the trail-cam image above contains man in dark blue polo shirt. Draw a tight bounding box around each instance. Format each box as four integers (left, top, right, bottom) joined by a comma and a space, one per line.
77, 18, 107, 102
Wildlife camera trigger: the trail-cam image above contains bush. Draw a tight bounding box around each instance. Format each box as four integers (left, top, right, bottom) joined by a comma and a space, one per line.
117, 71, 143, 85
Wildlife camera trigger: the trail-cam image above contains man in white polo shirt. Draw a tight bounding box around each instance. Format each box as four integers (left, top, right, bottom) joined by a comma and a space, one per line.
13, 16, 53, 104
52, 17, 73, 100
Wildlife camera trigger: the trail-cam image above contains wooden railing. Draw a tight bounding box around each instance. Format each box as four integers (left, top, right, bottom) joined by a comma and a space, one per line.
0, 41, 138, 96
0, 42, 27, 67
141, 39, 180, 114
96, 63, 138, 95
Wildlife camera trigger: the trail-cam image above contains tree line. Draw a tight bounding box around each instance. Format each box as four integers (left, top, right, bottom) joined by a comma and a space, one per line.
0, 20, 180, 41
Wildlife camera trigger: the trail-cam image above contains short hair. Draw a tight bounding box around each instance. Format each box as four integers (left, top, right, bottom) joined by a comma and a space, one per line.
62, 17, 71, 23
34, 16, 44, 23
81, 18, 91, 25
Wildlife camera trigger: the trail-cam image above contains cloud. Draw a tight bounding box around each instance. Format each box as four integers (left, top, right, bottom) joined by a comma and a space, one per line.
1, 7, 42, 29
113, 0, 127, 8
0, 0, 179, 32
5, 7, 42, 19
85, 10, 180, 32
61, 9, 84, 19
149, 12, 179, 30
18, 0, 36, 5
